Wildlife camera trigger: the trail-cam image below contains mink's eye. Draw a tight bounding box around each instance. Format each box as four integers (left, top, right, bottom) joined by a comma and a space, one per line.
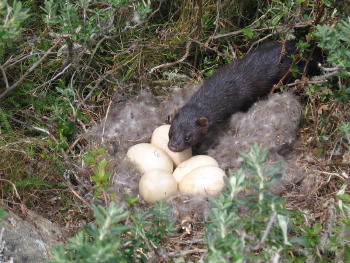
184, 135, 190, 142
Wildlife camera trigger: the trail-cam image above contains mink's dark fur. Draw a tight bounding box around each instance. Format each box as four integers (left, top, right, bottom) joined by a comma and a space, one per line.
168, 40, 320, 152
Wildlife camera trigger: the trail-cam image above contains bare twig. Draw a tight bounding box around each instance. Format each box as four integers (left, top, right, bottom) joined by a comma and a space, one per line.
9, 116, 69, 162
286, 70, 340, 88
150, 22, 313, 73
320, 66, 340, 72
33, 63, 72, 92
82, 78, 103, 105
67, 185, 91, 209
0, 178, 22, 202
272, 248, 283, 263
147, 0, 162, 21
9, 116, 50, 135
253, 211, 277, 250
101, 99, 113, 144
286, 79, 328, 87
79, 50, 139, 107
190, 39, 234, 59
149, 41, 193, 73
211, 0, 221, 37
0, 39, 62, 100
313, 170, 348, 180
81, 35, 119, 82
63, 172, 92, 210
4, 52, 58, 68
68, 137, 83, 154
210, 22, 312, 40
167, 248, 207, 257
247, 28, 289, 54
0, 65, 9, 90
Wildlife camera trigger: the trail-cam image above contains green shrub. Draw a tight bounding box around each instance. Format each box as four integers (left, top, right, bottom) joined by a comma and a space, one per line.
314, 16, 350, 103
203, 145, 289, 262
49, 202, 175, 263
0, 0, 29, 59
49, 145, 350, 262
203, 145, 350, 262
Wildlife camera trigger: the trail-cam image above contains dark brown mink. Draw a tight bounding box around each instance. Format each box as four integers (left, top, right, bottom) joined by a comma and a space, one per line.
168, 40, 320, 152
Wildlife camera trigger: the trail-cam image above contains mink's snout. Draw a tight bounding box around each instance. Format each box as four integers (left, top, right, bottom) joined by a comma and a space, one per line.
168, 140, 186, 152
167, 142, 179, 152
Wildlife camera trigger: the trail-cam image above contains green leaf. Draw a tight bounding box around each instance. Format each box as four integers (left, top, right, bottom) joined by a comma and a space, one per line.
16, 176, 49, 188
272, 14, 284, 25
338, 194, 350, 205
345, 244, 350, 262
0, 208, 7, 220
290, 236, 308, 245
277, 214, 291, 245
242, 28, 254, 39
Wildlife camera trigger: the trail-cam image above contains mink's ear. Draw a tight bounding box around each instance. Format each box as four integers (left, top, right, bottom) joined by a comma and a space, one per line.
167, 109, 179, 124
195, 117, 209, 131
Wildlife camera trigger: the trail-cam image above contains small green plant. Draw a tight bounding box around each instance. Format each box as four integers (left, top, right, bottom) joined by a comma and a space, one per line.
315, 17, 350, 73
49, 203, 131, 263
338, 122, 350, 148
49, 201, 175, 263
91, 159, 112, 191
41, 0, 151, 42
0, 0, 29, 59
83, 148, 112, 197
203, 144, 289, 262
0, 107, 12, 133
314, 16, 350, 103
0, 208, 7, 221
203, 144, 350, 262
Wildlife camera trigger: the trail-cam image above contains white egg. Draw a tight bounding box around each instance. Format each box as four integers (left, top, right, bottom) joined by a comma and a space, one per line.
127, 143, 173, 173
151, 124, 192, 166
179, 166, 225, 196
172, 155, 219, 183
139, 170, 178, 203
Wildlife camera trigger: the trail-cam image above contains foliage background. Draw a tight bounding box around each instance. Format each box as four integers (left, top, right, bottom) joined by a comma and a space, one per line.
0, 0, 349, 262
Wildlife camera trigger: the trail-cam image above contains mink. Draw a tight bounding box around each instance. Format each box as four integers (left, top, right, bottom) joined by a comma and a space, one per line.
168, 40, 320, 152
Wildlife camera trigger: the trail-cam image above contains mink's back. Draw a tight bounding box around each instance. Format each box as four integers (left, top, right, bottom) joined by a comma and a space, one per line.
183, 40, 297, 124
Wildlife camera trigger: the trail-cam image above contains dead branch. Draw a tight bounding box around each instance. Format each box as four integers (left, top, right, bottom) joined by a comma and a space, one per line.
4, 52, 58, 68
0, 65, 9, 90
190, 39, 234, 59
63, 170, 92, 210
149, 41, 193, 73
167, 248, 207, 257
33, 63, 72, 92
101, 99, 112, 144
0, 39, 62, 100
286, 70, 340, 88
0, 178, 22, 203
247, 28, 289, 54
253, 211, 277, 250
80, 35, 119, 82
9, 116, 70, 162
210, 22, 312, 41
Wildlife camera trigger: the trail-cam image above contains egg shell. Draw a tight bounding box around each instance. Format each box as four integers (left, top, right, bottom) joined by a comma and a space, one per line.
172, 155, 219, 183
127, 143, 173, 173
151, 124, 192, 165
139, 169, 178, 203
179, 166, 226, 196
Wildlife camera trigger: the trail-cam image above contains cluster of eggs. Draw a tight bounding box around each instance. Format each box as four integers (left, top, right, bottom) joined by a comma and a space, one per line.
126, 125, 226, 203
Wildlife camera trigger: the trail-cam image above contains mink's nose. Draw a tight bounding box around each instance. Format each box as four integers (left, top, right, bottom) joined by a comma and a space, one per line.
168, 142, 178, 152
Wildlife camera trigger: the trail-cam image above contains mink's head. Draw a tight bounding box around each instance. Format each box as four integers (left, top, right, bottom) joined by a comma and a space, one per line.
168, 110, 209, 152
